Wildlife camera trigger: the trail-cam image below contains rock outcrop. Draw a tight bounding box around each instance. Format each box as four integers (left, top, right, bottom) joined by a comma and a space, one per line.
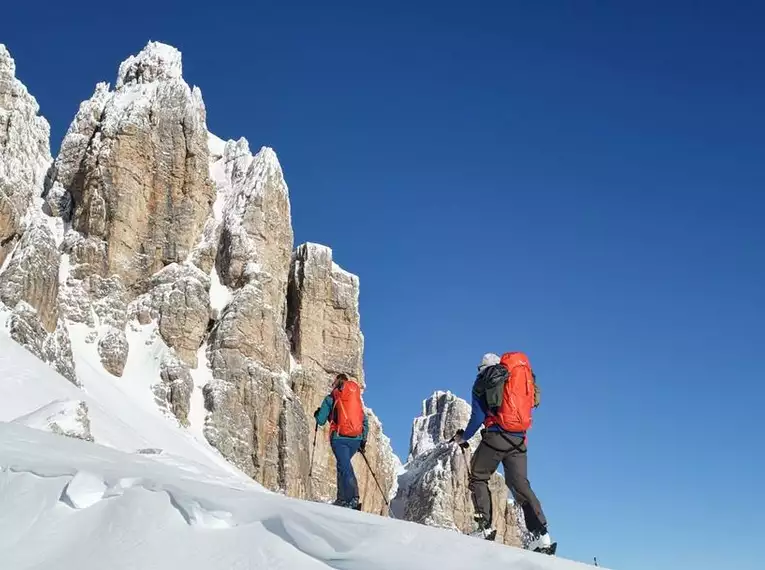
0, 44, 51, 267
1, 40, 400, 522
48, 41, 214, 291
201, 136, 295, 484
286, 243, 396, 514
392, 391, 524, 546
12, 399, 93, 442
200, 139, 397, 510
0, 44, 76, 383
47, 41, 214, 374
0, 220, 60, 332
155, 353, 194, 427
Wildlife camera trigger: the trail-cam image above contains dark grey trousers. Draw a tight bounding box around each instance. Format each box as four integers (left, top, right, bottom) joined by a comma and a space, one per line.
468, 430, 548, 535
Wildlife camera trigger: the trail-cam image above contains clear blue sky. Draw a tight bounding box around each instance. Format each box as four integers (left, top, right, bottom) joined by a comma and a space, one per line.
3, 1, 764, 568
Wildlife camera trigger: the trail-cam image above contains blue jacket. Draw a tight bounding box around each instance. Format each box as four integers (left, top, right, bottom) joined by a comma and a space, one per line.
463, 394, 526, 441
316, 394, 369, 441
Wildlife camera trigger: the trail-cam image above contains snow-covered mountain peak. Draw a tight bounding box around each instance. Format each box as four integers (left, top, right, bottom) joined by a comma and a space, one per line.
410, 390, 470, 460
116, 41, 183, 89
0, 44, 51, 183
0, 44, 16, 77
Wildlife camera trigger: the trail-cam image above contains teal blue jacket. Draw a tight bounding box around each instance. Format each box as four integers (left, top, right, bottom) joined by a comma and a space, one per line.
316, 393, 369, 441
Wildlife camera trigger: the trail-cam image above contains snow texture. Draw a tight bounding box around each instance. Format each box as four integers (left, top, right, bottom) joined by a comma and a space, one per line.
12, 399, 92, 442
0, 321, 254, 488
0, 422, 597, 569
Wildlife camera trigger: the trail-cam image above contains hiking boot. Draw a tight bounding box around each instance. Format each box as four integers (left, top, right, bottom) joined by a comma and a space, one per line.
347, 497, 361, 511
528, 531, 553, 552
469, 515, 497, 541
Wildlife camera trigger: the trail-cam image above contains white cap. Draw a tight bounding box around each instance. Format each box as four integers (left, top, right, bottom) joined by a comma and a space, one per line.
479, 353, 500, 370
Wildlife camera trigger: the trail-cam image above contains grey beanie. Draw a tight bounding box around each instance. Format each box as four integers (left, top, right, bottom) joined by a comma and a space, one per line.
479, 353, 501, 370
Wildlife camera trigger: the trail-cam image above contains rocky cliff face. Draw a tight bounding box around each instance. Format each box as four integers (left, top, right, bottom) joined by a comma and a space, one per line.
0, 42, 398, 516
287, 243, 396, 514
46, 41, 214, 377
0, 45, 51, 267
0, 44, 75, 384
392, 391, 524, 547
49, 42, 214, 292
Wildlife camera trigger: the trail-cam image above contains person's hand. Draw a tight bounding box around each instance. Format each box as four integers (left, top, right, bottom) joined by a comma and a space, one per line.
313, 408, 320, 419
359, 440, 367, 453
451, 429, 470, 449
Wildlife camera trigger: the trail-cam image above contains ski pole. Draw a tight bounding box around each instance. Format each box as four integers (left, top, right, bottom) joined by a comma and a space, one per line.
308, 421, 319, 477
360, 450, 390, 512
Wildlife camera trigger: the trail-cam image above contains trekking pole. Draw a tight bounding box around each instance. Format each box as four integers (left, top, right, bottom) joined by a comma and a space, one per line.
459, 445, 471, 477
308, 421, 319, 478
360, 450, 390, 514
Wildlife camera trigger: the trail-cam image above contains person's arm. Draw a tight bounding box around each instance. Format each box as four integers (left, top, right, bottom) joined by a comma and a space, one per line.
462, 393, 487, 441
314, 395, 334, 426
362, 413, 369, 441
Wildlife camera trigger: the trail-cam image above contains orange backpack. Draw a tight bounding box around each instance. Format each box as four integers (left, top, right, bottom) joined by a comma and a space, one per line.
330, 380, 365, 437
484, 352, 536, 432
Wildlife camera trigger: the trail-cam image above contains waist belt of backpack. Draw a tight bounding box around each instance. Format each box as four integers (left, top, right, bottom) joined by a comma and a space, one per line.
482, 431, 526, 453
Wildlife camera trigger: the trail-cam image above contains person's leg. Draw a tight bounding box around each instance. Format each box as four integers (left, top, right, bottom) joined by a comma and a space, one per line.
345, 439, 361, 504
469, 432, 505, 524
501, 435, 548, 535
332, 438, 361, 505
331, 437, 351, 504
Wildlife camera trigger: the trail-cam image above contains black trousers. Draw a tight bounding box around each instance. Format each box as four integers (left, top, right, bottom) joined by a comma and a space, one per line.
468, 430, 548, 535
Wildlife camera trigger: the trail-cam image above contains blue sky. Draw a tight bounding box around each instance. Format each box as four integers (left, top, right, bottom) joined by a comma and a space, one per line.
3, 1, 764, 568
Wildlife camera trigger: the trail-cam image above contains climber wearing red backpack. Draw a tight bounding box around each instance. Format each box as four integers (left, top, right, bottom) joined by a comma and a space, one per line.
314, 373, 369, 510
452, 352, 555, 554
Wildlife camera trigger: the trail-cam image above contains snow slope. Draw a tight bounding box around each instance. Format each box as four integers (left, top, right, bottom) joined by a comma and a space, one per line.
0, 321, 254, 489
0, 423, 598, 570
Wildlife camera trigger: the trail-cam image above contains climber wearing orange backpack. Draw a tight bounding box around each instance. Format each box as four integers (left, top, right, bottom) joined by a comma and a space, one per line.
452, 352, 555, 554
314, 373, 369, 510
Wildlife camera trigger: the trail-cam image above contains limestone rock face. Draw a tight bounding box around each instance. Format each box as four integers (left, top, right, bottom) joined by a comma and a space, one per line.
200, 137, 295, 481
43, 320, 78, 385
392, 391, 523, 547
0, 45, 77, 384
0, 44, 51, 267
288, 244, 364, 380
43, 42, 215, 388
5, 302, 77, 385
0, 220, 59, 332
287, 244, 396, 515
129, 263, 211, 367
155, 353, 194, 427
48, 42, 214, 291
409, 390, 471, 461
1, 41, 403, 523
97, 327, 129, 377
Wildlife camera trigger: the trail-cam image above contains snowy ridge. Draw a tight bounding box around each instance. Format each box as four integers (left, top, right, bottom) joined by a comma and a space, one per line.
0, 423, 595, 569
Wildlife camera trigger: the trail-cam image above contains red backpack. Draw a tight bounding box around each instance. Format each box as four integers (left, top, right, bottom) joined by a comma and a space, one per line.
484, 352, 535, 432
330, 380, 364, 437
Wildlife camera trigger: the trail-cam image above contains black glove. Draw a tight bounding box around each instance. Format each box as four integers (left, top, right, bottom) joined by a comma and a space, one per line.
451, 428, 470, 449
359, 440, 367, 453
313, 407, 321, 419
